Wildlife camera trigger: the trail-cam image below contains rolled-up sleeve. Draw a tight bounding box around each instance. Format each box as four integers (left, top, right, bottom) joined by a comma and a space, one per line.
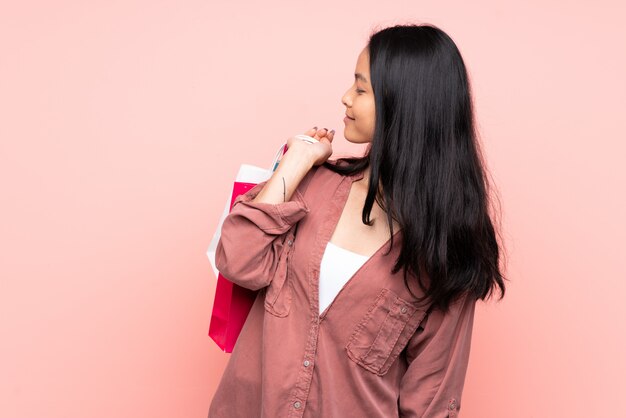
214, 179, 310, 291
398, 292, 477, 418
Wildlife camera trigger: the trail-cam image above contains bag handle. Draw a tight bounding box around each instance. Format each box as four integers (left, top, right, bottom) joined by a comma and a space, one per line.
269, 143, 288, 172
269, 135, 319, 172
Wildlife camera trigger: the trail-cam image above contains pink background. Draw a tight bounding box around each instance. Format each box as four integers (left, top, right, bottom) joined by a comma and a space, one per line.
1, 1, 624, 417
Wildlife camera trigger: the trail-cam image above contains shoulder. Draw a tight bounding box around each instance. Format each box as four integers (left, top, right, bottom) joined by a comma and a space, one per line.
317, 160, 343, 177
300, 159, 351, 188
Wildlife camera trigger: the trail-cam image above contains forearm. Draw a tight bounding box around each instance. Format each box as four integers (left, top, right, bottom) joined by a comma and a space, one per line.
252, 147, 314, 204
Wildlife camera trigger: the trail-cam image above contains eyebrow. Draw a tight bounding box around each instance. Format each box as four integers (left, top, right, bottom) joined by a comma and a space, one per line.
355, 73, 368, 83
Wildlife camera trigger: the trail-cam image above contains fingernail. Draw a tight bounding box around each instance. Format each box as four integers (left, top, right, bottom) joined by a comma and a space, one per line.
313, 126, 318, 130
330, 129, 335, 135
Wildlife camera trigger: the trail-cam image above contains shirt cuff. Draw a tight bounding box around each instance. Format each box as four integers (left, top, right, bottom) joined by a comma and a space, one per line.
230, 182, 310, 234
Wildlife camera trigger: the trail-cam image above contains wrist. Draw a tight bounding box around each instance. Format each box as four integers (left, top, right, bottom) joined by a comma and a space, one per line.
281, 143, 316, 171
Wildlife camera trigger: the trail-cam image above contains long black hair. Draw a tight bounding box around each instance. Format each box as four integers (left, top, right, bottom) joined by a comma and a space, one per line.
323, 23, 507, 314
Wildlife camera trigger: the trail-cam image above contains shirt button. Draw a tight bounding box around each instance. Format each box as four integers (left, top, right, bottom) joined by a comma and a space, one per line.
449, 399, 457, 410
287, 239, 293, 246
303, 360, 310, 367
294, 401, 301, 409
400, 306, 407, 313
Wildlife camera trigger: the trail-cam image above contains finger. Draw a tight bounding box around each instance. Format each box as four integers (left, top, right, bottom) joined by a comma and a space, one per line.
305, 126, 318, 136
314, 127, 329, 139
319, 129, 334, 142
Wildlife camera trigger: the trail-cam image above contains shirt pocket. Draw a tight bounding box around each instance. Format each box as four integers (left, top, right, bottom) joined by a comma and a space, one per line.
263, 227, 295, 317
345, 288, 428, 376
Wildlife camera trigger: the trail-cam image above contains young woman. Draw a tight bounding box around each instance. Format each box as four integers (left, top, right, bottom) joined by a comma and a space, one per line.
209, 23, 507, 418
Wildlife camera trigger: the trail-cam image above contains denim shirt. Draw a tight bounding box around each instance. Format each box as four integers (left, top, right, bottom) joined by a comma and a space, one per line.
209, 162, 476, 418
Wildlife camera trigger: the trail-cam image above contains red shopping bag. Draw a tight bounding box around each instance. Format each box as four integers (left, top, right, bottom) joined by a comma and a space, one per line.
208, 181, 262, 353
207, 144, 287, 353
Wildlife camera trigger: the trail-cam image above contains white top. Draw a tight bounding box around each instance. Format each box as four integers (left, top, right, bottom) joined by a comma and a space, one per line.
318, 241, 370, 315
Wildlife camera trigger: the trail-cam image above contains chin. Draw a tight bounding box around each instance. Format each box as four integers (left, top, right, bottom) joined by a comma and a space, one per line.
345, 137, 371, 145
343, 130, 371, 144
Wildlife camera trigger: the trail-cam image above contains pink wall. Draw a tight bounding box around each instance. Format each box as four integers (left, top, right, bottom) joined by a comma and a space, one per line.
1, 1, 624, 417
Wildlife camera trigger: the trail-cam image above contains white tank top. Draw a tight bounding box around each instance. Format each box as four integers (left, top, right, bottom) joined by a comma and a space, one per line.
318, 241, 370, 315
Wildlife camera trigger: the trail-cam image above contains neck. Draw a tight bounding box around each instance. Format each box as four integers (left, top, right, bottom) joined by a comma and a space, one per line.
358, 169, 371, 189
356, 170, 386, 200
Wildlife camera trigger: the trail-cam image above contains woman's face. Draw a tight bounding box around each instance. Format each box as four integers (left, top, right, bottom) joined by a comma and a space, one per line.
341, 47, 376, 144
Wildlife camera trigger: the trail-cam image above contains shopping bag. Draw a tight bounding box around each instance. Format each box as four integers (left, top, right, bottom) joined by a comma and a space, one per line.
207, 143, 287, 353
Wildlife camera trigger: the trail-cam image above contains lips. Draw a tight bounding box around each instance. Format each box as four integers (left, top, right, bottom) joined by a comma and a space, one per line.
345, 114, 355, 120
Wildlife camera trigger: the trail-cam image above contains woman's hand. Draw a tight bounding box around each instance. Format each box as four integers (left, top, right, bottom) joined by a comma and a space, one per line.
286, 127, 335, 167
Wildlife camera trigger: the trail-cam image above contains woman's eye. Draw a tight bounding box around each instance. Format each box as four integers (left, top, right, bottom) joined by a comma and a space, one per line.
356, 88, 365, 94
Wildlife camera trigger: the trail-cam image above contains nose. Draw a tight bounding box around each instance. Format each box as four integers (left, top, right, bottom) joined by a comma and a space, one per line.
341, 92, 351, 108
